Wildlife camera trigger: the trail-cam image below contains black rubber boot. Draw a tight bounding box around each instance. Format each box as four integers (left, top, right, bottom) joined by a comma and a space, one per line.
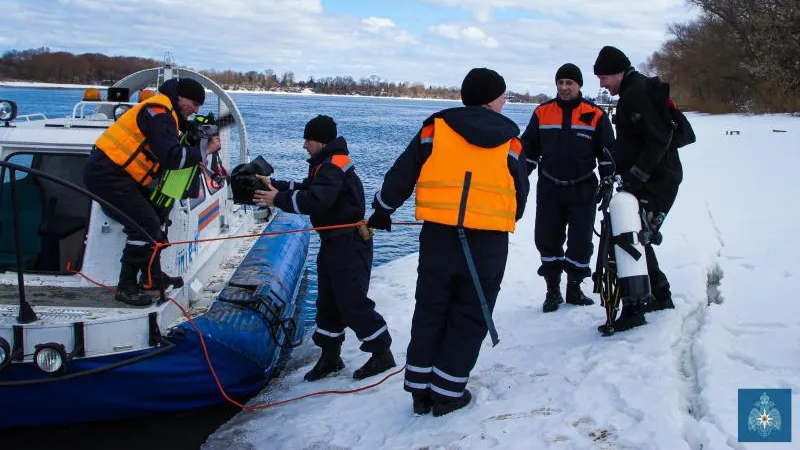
353, 348, 396, 380
139, 257, 184, 291
645, 280, 674, 312
304, 347, 345, 382
611, 303, 647, 331
432, 389, 473, 417
140, 271, 184, 291
412, 391, 433, 415
566, 279, 595, 306
115, 264, 153, 307
542, 276, 564, 313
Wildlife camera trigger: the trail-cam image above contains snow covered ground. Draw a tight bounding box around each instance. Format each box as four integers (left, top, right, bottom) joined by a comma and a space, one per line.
204, 113, 799, 449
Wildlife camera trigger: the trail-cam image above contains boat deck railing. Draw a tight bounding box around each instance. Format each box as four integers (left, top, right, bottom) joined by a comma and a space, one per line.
71, 101, 136, 123
14, 113, 48, 123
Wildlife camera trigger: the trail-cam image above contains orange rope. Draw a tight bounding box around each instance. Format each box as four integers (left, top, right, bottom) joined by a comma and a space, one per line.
71, 219, 422, 409
165, 290, 405, 411
142, 220, 423, 289
163, 220, 368, 248
70, 247, 407, 411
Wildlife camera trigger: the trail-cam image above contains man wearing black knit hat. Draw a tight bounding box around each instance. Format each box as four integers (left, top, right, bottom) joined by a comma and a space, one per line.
367, 67, 529, 416
520, 63, 614, 314
84, 77, 220, 306
593, 45, 686, 332
253, 114, 396, 383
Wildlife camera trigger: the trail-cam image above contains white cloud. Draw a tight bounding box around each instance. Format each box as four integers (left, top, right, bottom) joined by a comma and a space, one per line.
362, 17, 397, 33
430, 24, 460, 40
0, 0, 700, 96
417, 0, 694, 27
416, 0, 494, 22
429, 24, 498, 48
461, 27, 499, 48
393, 31, 417, 45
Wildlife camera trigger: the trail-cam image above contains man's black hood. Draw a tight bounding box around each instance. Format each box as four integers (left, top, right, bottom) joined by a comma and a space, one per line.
157, 78, 188, 131
429, 106, 519, 148
308, 136, 349, 165
158, 79, 180, 105
618, 68, 643, 96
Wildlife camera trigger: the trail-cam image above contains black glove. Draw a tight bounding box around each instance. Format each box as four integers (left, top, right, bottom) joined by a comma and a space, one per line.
367, 212, 392, 232
621, 173, 643, 195
641, 210, 665, 245
595, 181, 613, 204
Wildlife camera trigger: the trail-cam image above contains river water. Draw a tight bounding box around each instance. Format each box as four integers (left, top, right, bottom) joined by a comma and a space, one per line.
0, 86, 536, 449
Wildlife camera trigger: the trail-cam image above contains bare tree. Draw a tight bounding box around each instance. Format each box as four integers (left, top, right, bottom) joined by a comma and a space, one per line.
651, 0, 800, 112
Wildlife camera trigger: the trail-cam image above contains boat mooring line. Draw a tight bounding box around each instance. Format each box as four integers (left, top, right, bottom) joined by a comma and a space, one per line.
141, 220, 423, 292
67, 220, 425, 411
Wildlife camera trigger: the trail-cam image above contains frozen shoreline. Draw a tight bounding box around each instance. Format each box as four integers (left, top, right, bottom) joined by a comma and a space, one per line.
0, 81, 107, 89
0, 80, 533, 104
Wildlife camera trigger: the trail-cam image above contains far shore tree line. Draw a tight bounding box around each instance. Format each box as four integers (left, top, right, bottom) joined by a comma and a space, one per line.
197, 68, 552, 104
0, 48, 550, 104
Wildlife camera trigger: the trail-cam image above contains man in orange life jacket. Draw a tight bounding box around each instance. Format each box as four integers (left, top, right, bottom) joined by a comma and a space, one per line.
520, 64, 615, 313
83, 78, 220, 306
367, 68, 529, 416
594, 46, 684, 331
252, 115, 396, 382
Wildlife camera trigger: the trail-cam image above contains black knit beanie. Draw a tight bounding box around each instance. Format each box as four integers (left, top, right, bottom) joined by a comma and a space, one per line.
555, 63, 583, 86
303, 115, 337, 144
177, 78, 206, 104
593, 46, 631, 75
461, 68, 506, 107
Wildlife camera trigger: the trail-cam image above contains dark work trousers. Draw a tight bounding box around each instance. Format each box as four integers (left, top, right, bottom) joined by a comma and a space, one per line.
404, 222, 508, 403
645, 245, 669, 298
534, 177, 597, 281
639, 188, 679, 301
83, 162, 165, 268
313, 231, 391, 353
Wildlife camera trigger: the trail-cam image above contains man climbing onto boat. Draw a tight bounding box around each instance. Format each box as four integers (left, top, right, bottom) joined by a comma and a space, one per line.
83, 78, 221, 306
367, 68, 529, 416
252, 115, 396, 382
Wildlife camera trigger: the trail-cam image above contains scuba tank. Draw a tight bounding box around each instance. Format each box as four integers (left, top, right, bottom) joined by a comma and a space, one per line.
593, 175, 655, 336
608, 191, 652, 305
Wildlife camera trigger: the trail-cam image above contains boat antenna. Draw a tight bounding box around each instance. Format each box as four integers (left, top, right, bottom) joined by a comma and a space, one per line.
157, 52, 177, 87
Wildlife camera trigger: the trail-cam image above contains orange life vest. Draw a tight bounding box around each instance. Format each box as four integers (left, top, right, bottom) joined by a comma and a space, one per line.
95, 93, 179, 186
415, 118, 520, 232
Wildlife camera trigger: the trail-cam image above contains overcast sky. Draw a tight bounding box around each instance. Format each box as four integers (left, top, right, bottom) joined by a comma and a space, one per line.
1, 0, 699, 96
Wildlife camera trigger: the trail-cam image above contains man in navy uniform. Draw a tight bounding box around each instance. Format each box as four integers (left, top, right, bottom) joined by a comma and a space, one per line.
520, 63, 614, 313
253, 115, 396, 381
368, 68, 529, 416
